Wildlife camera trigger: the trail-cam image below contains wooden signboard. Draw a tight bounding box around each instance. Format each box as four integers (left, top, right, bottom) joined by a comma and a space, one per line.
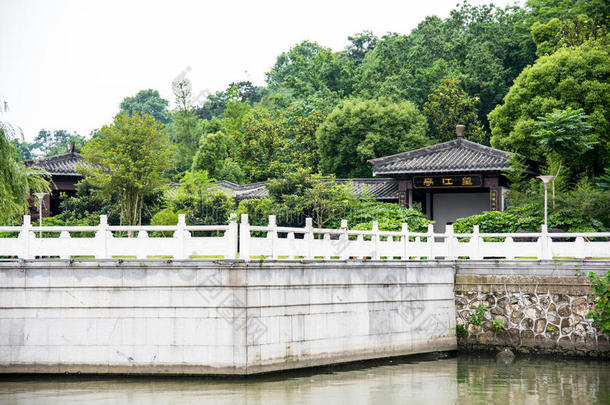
413, 174, 482, 189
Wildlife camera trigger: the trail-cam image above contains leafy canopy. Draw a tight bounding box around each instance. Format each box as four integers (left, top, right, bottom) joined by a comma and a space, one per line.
423, 78, 486, 143
119, 89, 170, 125
81, 112, 174, 225
489, 42, 610, 179
316, 98, 430, 177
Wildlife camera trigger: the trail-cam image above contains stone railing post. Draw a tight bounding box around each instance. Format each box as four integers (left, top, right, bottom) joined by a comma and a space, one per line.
401, 223, 409, 260
305, 218, 313, 259
18, 215, 33, 259
339, 219, 348, 260
95, 215, 109, 259
268, 215, 277, 259
136, 229, 148, 259
58, 231, 71, 259
227, 213, 238, 259
427, 224, 435, 260
446, 224, 454, 260
372, 221, 380, 260
174, 214, 187, 260
574, 236, 585, 259
540, 224, 550, 260
471, 225, 482, 260
239, 214, 250, 261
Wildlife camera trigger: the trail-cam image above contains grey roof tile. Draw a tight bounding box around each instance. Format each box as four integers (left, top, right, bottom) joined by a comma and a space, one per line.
25, 152, 85, 176
368, 138, 512, 175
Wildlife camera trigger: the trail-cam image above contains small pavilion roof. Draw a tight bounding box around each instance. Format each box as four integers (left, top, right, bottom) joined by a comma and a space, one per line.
368, 138, 512, 176
25, 152, 85, 176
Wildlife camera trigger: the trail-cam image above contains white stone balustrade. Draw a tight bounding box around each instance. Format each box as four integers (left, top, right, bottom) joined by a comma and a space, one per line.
0, 214, 609, 260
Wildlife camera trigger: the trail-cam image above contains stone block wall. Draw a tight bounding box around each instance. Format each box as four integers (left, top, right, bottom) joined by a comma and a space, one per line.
455, 270, 609, 357
0, 259, 457, 375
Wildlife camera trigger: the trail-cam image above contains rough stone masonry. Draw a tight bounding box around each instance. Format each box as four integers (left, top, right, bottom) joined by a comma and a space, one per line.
454, 261, 609, 357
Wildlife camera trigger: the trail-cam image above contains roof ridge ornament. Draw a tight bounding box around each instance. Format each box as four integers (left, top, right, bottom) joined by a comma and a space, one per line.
456, 124, 465, 139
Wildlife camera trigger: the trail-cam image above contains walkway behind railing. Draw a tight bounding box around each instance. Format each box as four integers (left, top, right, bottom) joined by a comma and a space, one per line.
0, 214, 609, 260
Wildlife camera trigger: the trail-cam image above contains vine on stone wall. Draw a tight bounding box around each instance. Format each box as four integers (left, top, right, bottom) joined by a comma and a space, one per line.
587, 271, 610, 335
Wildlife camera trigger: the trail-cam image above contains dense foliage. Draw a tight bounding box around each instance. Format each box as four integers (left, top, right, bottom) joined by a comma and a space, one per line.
0, 128, 51, 224
81, 113, 174, 225
489, 41, 610, 180
317, 98, 430, 177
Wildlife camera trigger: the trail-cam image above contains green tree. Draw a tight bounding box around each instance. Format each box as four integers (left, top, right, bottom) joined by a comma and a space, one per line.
423, 78, 486, 143
489, 42, 610, 179
238, 169, 357, 228
594, 168, 610, 190
356, 2, 535, 129
525, 0, 609, 25
171, 79, 204, 172
345, 30, 378, 66
316, 98, 430, 177
119, 89, 170, 125
531, 15, 608, 57
195, 81, 267, 120
81, 113, 174, 226
303, 178, 357, 228
191, 131, 245, 184
30, 129, 86, 157
266, 40, 355, 99
533, 107, 593, 197
0, 128, 51, 225
167, 170, 235, 225
236, 108, 292, 182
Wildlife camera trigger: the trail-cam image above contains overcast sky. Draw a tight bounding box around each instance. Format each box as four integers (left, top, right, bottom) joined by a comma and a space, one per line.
0, 0, 524, 142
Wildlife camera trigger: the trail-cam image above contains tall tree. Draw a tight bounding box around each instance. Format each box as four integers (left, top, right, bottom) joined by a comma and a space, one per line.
316, 98, 430, 178
81, 113, 174, 226
119, 89, 170, 125
171, 79, 204, 172
531, 15, 608, 57
30, 129, 86, 157
423, 78, 486, 143
489, 41, 610, 179
356, 2, 535, 129
266, 40, 355, 99
525, 0, 610, 25
345, 30, 378, 66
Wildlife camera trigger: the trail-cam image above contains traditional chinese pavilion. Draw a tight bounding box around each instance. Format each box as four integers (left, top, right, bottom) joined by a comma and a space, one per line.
24, 145, 85, 219
368, 125, 513, 232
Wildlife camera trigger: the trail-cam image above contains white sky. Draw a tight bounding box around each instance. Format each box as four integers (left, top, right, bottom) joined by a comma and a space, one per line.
0, 0, 524, 142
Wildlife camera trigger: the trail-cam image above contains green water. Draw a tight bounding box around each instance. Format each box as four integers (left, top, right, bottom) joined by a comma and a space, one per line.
0, 355, 608, 404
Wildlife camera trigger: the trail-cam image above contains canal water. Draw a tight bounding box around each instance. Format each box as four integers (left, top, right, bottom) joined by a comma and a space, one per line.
0, 355, 608, 404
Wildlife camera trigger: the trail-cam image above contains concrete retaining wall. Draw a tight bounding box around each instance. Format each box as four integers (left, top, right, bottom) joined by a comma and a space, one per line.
0, 260, 456, 375
455, 260, 609, 357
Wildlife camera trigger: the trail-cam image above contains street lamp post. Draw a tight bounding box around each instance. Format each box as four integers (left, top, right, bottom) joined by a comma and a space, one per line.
34, 192, 47, 238
537, 176, 555, 227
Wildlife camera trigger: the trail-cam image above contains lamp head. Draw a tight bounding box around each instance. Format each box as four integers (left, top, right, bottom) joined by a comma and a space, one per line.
34, 192, 46, 200
537, 175, 555, 185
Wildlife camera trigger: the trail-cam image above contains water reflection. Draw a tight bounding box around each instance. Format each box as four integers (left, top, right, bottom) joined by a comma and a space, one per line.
0, 355, 608, 405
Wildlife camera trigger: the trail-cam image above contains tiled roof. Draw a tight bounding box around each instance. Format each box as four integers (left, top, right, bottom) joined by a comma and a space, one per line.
25, 152, 85, 176
214, 178, 399, 201
368, 138, 512, 175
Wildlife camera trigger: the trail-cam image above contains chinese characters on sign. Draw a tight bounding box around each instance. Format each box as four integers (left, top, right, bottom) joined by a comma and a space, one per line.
490, 188, 499, 211
398, 191, 407, 207
413, 175, 482, 188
